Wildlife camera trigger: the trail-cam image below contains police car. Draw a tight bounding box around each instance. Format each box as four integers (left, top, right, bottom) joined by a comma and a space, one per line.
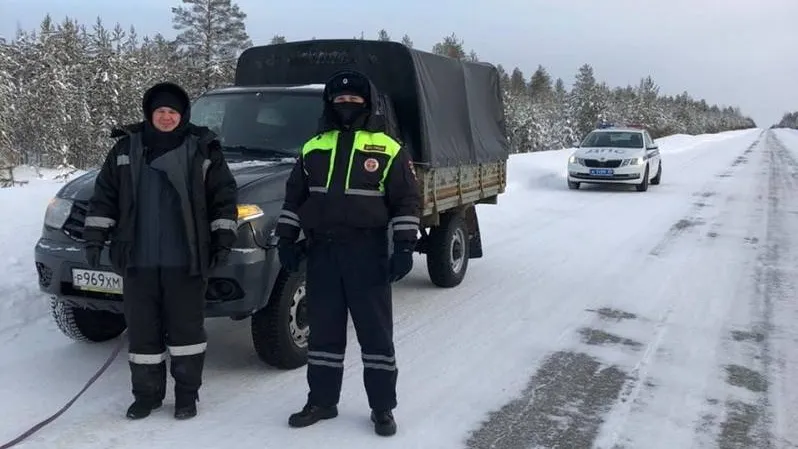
567, 125, 662, 192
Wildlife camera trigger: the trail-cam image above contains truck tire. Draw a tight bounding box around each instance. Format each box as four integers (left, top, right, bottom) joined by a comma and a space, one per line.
426, 212, 469, 288
50, 297, 127, 342
251, 270, 308, 370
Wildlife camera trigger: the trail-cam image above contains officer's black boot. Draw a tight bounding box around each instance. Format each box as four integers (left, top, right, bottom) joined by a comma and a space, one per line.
288, 402, 339, 428
126, 362, 166, 419
371, 410, 397, 436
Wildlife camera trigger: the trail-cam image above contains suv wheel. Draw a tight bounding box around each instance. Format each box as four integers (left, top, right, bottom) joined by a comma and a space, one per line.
251, 269, 308, 369
50, 297, 127, 342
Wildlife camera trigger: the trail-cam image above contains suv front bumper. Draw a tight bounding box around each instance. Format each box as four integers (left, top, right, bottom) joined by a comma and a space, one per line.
34, 229, 280, 318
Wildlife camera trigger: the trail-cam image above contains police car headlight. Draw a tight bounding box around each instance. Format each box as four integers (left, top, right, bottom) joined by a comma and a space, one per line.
44, 197, 73, 229
629, 157, 643, 165
237, 204, 264, 223
568, 155, 578, 164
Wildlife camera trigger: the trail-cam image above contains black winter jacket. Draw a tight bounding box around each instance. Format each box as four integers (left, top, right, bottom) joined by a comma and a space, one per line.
84, 122, 238, 278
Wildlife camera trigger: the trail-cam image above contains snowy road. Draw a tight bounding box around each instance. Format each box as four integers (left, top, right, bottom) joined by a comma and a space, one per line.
1, 128, 797, 448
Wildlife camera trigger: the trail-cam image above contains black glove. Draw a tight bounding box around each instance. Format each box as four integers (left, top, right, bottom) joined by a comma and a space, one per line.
277, 238, 304, 273
84, 244, 102, 268
209, 246, 231, 269
389, 242, 414, 283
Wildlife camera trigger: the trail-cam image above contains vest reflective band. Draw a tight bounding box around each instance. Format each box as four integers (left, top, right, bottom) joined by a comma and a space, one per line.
301, 130, 401, 191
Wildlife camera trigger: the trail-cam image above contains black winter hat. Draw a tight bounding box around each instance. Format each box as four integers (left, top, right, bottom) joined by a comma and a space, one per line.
149, 91, 186, 116
325, 71, 371, 102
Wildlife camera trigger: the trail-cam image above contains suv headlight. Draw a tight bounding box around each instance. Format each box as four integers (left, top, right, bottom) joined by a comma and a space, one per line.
43, 197, 73, 229
237, 204, 264, 223
629, 157, 643, 165
568, 155, 578, 164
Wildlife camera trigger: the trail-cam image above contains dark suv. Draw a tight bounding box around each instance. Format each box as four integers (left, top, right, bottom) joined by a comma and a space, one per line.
33, 84, 327, 369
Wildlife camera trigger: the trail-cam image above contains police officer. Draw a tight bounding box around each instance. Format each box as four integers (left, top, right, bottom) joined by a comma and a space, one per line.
275, 70, 421, 436
83, 82, 238, 420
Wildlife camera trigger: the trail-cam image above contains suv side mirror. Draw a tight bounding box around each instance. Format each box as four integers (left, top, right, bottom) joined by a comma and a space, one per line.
648, 144, 658, 150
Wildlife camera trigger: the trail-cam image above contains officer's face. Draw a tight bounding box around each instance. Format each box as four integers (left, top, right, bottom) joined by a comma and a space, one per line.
333, 94, 365, 104
152, 107, 181, 132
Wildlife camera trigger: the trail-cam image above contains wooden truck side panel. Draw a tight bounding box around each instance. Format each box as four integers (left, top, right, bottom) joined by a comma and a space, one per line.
415, 161, 507, 226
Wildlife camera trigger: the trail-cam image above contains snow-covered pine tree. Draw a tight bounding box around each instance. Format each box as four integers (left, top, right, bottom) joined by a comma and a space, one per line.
377, 29, 390, 41
171, 0, 252, 92
568, 63, 609, 138
400, 34, 413, 48
431, 33, 466, 60
270, 35, 287, 44
0, 37, 16, 166
776, 112, 798, 128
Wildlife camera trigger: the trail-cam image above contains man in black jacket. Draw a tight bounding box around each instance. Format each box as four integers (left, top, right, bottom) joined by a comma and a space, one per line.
275, 70, 421, 436
83, 81, 238, 420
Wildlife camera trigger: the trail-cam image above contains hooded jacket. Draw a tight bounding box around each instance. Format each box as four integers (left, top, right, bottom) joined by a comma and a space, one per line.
83, 82, 238, 278
275, 70, 421, 247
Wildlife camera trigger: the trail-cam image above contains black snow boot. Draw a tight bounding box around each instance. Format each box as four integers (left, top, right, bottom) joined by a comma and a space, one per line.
174, 391, 198, 420
371, 410, 397, 436
126, 399, 162, 420
288, 403, 338, 428
127, 361, 166, 419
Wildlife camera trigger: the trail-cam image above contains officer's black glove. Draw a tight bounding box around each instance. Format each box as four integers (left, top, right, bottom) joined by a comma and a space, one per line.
278, 238, 303, 273
210, 246, 231, 269
389, 242, 414, 283
84, 244, 102, 268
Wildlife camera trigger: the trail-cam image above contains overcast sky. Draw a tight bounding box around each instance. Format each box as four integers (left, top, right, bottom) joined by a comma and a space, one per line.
2, 0, 796, 126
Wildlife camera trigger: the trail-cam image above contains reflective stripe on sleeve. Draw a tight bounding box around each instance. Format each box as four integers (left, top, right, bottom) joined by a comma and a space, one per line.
84, 216, 116, 228
210, 218, 237, 232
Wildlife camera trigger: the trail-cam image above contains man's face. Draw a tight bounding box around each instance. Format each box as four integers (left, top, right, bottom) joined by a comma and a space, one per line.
333, 94, 365, 104
152, 106, 181, 132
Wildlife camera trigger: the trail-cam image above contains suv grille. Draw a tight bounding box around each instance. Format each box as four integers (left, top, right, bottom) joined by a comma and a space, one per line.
63, 200, 89, 241
583, 159, 622, 168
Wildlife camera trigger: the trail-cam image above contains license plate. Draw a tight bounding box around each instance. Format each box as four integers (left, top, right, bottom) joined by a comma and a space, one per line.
71, 269, 123, 294
589, 168, 614, 176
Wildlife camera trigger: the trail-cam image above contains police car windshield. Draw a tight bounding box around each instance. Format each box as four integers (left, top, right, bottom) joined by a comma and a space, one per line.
191, 90, 324, 159
581, 131, 644, 148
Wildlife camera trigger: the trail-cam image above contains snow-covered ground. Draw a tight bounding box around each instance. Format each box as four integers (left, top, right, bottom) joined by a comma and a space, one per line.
1, 128, 797, 449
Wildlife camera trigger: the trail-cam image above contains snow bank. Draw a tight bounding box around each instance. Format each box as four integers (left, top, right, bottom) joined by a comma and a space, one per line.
0, 167, 85, 334
774, 128, 798, 149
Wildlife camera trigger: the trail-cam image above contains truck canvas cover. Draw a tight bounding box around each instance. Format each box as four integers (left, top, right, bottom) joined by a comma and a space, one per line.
234, 39, 510, 167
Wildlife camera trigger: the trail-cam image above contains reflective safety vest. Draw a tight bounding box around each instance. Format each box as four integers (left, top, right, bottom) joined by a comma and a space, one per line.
301, 129, 402, 197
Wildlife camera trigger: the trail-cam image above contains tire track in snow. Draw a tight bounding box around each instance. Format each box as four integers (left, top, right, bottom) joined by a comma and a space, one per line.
720, 130, 798, 449
649, 131, 765, 257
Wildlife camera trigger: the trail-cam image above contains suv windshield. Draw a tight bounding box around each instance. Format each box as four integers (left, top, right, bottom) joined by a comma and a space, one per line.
191, 90, 324, 159
581, 131, 644, 148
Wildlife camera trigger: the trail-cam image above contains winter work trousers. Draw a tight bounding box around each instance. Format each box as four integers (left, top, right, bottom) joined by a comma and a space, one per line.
122, 267, 207, 403
304, 228, 397, 411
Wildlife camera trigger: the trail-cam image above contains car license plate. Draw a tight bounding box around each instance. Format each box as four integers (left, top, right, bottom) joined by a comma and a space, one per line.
589, 168, 614, 176
71, 269, 123, 294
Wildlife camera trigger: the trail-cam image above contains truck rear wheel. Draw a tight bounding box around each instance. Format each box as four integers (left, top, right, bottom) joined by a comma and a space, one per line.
251, 270, 308, 370
50, 297, 127, 342
426, 212, 470, 288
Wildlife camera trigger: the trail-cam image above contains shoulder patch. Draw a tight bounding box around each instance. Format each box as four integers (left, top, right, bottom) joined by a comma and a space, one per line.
363, 144, 386, 152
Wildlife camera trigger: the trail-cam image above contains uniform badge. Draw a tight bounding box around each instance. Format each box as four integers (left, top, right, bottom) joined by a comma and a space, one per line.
364, 158, 379, 172
363, 144, 386, 152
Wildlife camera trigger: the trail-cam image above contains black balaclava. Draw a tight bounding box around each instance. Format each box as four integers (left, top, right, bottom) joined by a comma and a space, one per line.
325, 71, 371, 128
142, 84, 191, 160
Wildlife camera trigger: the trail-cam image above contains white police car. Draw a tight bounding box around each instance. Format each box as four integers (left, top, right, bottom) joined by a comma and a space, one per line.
567, 126, 662, 191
